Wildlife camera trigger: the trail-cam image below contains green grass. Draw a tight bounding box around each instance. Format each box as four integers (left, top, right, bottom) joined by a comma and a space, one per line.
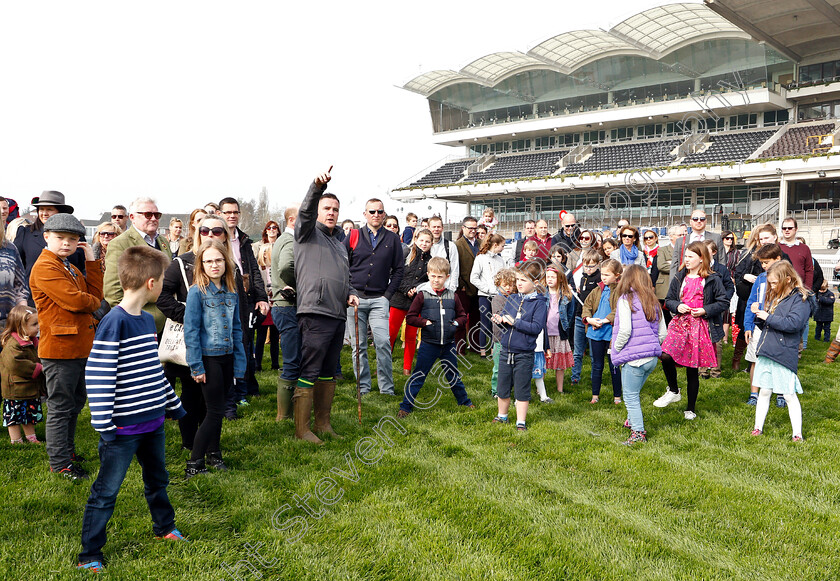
3, 317, 840, 580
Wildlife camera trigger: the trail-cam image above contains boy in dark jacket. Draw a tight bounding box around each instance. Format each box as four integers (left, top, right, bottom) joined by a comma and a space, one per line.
570, 248, 602, 385
815, 280, 835, 342
398, 257, 474, 418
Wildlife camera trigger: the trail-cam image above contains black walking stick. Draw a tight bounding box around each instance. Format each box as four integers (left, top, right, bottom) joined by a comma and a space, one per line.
354, 304, 362, 424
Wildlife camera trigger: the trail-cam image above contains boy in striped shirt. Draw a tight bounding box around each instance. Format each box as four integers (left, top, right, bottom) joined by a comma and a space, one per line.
78, 245, 187, 572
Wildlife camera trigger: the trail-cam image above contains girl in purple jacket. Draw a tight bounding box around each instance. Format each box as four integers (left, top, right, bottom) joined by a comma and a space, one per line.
610, 265, 667, 445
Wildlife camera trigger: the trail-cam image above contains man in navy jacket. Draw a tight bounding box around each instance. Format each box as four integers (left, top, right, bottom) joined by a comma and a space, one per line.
345, 198, 404, 395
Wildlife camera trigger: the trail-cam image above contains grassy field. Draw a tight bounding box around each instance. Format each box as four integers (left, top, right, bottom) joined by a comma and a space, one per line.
2, 317, 840, 580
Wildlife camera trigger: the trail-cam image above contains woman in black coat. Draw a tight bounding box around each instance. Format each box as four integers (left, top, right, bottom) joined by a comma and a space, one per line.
388, 228, 433, 375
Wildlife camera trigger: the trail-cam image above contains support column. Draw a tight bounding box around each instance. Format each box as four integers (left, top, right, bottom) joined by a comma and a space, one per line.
465, 201, 471, 217
778, 178, 788, 229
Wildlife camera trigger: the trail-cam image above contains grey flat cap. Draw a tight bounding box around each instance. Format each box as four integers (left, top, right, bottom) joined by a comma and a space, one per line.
43, 213, 86, 237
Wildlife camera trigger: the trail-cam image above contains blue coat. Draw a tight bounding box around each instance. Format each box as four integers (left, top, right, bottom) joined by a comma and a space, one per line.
756, 291, 811, 373
499, 292, 548, 353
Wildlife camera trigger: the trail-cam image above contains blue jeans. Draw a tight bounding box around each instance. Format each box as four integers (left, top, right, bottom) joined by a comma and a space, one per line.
801, 316, 810, 349
571, 317, 586, 382
272, 305, 301, 381
400, 342, 472, 413
347, 296, 394, 394
621, 358, 658, 432
497, 349, 534, 402
78, 424, 175, 563
589, 339, 621, 397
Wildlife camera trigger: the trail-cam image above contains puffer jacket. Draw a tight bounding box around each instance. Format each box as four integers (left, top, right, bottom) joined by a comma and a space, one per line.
390, 248, 430, 311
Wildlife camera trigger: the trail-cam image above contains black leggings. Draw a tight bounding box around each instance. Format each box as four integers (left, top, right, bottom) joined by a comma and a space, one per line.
660, 354, 700, 412
254, 324, 280, 369
191, 354, 233, 461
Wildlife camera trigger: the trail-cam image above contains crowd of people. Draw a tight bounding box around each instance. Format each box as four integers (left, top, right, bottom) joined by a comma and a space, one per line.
0, 181, 837, 572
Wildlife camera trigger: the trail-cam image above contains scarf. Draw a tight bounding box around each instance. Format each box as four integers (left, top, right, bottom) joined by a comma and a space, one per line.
644, 244, 658, 270
619, 243, 639, 265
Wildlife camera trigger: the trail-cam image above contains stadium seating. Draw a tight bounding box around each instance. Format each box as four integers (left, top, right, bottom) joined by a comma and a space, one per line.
410, 160, 471, 187
479, 150, 568, 181
758, 123, 835, 158
561, 140, 682, 174
682, 130, 777, 164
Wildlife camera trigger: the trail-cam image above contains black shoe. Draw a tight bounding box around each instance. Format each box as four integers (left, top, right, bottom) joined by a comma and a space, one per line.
70, 451, 87, 463
52, 463, 89, 481
224, 412, 238, 421
185, 459, 209, 479
206, 452, 229, 471
334, 371, 344, 380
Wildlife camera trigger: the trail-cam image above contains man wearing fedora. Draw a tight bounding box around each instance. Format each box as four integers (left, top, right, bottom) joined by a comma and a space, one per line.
104, 197, 171, 334
14, 191, 86, 302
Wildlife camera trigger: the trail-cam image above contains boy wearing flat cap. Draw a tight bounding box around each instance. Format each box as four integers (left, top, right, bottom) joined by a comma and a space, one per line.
29, 214, 103, 481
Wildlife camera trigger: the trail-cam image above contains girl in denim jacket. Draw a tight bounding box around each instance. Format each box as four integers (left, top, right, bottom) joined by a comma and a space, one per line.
184, 240, 246, 478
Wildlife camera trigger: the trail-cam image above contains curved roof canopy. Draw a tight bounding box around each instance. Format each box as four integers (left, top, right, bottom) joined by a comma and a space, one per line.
403, 2, 752, 97
704, 0, 840, 63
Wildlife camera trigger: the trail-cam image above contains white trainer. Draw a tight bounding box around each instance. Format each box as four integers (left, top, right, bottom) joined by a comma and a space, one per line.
652, 390, 681, 408
684, 410, 697, 420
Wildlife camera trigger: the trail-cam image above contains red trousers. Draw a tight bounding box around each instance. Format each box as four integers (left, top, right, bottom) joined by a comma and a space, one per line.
389, 307, 418, 372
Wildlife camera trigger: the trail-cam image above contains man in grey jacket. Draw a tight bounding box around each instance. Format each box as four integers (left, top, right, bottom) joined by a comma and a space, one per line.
293, 167, 359, 444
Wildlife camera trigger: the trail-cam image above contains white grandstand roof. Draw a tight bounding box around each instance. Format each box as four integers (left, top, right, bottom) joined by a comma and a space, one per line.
704, 0, 840, 63
402, 2, 752, 97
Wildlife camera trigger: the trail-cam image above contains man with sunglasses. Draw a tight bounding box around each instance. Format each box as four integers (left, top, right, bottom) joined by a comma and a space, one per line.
551, 212, 580, 254
670, 209, 723, 281
110, 206, 128, 231
104, 197, 171, 333
345, 198, 404, 396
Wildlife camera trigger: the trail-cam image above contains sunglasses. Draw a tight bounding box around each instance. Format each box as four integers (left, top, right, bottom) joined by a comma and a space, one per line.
724, 236, 734, 241
199, 226, 226, 236
621, 233, 636, 239
563, 223, 578, 229
691, 217, 707, 222
267, 225, 279, 230
367, 209, 386, 215
781, 226, 795, 231
643, 235, 655, 240
99, 231, 117, 238
111, 214, 125, 219
137, 211, 162, 220
580, 236, 591, 241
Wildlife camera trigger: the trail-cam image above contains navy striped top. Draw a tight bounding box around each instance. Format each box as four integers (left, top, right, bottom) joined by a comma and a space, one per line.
85, 306, 184, 440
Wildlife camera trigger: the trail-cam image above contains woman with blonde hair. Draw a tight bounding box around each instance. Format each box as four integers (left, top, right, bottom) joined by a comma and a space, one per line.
168, 217, 184, 256
92, 222, 123, 272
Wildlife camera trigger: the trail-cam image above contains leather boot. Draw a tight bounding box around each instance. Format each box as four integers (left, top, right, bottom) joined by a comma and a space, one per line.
206, 451, 228, 471
710, 343, 722, 378
185, 459, 209, 479
313, 380, 343, 439
825, 340, 840, 364
732, 333, 747, 371
276, 378, 294, 421
292, 388, 322, 444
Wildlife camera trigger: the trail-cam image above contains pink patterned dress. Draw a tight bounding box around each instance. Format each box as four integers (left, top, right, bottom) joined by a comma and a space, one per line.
661, 276, 717, 368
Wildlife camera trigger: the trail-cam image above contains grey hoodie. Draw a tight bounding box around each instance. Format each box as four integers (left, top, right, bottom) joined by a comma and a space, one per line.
294, 181, 354, 319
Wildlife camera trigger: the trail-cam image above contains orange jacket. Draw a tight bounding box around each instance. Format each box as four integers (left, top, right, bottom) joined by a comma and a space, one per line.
29, 249, 103, 360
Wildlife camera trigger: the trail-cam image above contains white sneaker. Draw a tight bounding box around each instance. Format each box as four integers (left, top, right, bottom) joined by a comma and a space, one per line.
653, 390, 681, 408
684, 410, 697, 420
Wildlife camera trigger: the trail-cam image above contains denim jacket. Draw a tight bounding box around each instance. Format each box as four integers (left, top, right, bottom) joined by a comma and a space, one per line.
184, 281, 247, 378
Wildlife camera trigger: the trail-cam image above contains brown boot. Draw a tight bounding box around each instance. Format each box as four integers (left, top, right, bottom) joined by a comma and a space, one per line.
292, 387, 322, 444
732, 333, 747, 371
313, 380, 342, 439
276, 378, 294, 421
825, 340, 840, 364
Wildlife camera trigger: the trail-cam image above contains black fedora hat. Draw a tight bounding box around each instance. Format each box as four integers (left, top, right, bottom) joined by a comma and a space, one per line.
31, 190, 74, 214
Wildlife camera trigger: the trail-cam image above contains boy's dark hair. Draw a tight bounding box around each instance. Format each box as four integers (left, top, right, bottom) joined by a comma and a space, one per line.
118, 246, 170, 291
755, 243, 782, 261
427, 256, 450, 275
703, 239, 718, 256
218, 197, 239, 209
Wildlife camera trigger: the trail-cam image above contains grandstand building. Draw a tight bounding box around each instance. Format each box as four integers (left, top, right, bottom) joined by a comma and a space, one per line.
392, 1, 840, 247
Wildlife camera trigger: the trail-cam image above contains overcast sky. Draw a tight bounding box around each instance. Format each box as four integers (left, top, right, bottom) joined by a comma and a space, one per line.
0, 0, 686, 224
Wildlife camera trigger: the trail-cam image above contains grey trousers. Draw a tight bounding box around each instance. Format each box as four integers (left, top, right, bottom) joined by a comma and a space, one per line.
42, 358, 88, 471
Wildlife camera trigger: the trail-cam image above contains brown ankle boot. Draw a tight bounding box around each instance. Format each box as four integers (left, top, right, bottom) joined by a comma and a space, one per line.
313, 380, 343, 439
732, 333, 747, 371
292, 387, 322, 444
276, 378, 294, 421
825, 340, 840, 364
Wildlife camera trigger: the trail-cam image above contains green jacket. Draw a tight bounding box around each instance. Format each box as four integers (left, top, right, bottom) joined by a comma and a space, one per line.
103, 226, 172, 332
271, 230, 295, 307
